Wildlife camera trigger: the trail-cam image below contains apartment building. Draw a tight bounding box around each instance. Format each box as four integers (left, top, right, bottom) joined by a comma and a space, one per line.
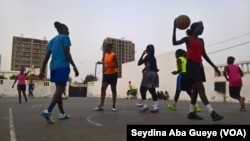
11, 36, 48, 76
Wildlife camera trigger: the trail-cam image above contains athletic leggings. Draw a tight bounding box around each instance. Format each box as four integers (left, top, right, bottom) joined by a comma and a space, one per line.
140, 86, 157, 101
174, 89, 192, 102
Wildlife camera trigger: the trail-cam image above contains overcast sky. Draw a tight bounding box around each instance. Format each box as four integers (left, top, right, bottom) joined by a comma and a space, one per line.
0, 0, 249, 81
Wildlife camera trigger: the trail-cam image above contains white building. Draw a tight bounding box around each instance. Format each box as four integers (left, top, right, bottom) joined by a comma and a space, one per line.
87, 51, 250, 103
0, 54, 1, 70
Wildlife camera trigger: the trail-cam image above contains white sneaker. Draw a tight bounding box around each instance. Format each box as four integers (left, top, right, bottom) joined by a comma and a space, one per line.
41, 110, 55, 124
136, 102, 143, 107
112, 105, 117, 111
94, 105, 104, 111
58, 113, 70, 120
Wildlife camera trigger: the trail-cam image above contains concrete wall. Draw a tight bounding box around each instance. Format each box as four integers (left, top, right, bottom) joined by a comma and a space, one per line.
0, 80, 69, 97
87, 51, 250, 104
1, 51, 249, 104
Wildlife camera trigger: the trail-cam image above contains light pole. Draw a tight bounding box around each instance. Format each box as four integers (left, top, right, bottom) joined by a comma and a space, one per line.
95, 63, 97, 78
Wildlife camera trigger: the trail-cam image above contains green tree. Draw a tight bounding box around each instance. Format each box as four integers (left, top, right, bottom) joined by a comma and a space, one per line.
0, 75, 7, 79
68, 76, 72, 83
26, 74, 38, 80
9, 75, 16, 80
83, 74, 98, 84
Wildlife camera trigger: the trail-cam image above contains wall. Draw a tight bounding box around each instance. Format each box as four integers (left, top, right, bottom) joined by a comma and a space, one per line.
0, 80, 69, 97
87, 51, 250, 104
1, 51, 249, 104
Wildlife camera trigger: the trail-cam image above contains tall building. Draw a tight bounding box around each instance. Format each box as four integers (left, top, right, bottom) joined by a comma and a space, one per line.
0, 54, 1, 70
11, 36, 48, 75
103, 37, 135, 78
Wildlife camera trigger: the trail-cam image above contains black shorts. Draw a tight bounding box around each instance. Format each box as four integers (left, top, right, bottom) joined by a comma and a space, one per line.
17, 85, 26, 91
229, 86, 241, 99
102, 72, 118, 85
186, 59, 206, 83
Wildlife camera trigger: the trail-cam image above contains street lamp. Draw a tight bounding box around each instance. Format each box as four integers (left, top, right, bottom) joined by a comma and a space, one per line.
95, 63, 97, 78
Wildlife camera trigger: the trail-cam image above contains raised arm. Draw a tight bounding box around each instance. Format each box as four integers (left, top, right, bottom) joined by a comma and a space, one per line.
172, 20, 189, 46
138, 50, 146, 66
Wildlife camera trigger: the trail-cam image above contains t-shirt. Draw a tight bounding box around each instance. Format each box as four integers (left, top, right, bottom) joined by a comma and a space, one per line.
227, 64, 242, 87
142, 55, 158, 72
28, 83, 35, 89
104, 52, 117, 74
46, 34, 71, 70
128, 84, 132, 90
177, 56, 187, 73
17, 73, 26, 85
187, 36, 204, 63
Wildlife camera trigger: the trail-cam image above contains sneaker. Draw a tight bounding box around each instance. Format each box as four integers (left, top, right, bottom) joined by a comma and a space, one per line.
150, 109, 159, 114
41, 110, 55, 124
188, 112, 203, 120
210, 111, 223, 121
94, 105, 104, 111
240, 108, 246, 112
58, 113, 70, 120
194, 106, 201, 112
112, 105, 117, 111
167, 104, 176, 111
136, 102, 143, 107
139, 107, 149, 113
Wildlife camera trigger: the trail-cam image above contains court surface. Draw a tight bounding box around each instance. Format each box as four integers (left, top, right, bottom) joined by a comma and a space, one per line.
0, 97, 249, 141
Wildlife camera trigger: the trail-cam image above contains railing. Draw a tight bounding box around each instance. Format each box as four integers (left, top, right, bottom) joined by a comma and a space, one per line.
217, 60, 250, 76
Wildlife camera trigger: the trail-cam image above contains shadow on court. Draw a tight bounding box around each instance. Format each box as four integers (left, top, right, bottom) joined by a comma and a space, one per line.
0, 97, 249, 141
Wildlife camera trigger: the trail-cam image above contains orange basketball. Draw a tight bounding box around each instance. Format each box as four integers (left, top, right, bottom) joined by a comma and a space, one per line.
175, 15, 191, 30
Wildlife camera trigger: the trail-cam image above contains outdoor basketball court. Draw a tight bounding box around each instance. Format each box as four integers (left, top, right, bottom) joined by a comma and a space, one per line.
0, 97, 249, 141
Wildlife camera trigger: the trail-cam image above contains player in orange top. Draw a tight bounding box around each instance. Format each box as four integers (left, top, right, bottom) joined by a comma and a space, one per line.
94, 43, 118, 111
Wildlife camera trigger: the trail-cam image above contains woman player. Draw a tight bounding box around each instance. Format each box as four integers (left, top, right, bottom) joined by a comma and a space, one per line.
172, 20, 223, 121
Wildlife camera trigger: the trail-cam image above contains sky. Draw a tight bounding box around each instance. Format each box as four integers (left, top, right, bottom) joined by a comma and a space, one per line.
0, 0, 250, 81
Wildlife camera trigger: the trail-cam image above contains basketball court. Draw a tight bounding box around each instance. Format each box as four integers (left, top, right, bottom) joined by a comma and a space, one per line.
0, 97, 249, 141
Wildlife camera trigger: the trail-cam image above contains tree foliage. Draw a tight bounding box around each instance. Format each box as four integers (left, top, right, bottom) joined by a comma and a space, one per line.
83, 74, 98, 84
0, 75, 7, 79
9, 75, 16, 80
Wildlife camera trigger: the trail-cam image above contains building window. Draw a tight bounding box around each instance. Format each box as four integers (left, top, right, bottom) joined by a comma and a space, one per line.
44, 81, 50, 86
0, 80, 3, 85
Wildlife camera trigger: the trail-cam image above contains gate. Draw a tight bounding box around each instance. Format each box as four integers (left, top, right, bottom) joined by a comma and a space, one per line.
68, 86, 87, 97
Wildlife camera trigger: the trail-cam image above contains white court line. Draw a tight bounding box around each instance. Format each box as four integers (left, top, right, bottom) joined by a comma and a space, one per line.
31, 104, 43, 108
9, 108, 17, 141
87, 107, 231, 127
86, 111, 138, 127
86, 113, 103, 127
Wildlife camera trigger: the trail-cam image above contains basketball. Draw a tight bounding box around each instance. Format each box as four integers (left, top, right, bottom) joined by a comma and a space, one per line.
175, 15, 191, 30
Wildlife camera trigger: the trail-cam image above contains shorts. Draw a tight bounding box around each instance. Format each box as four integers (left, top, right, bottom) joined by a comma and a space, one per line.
17, 85, 26, 91
29, 88, 34, 93
140, 71, 159, 88
229, 86, 241, 99
102, 72, 118, 85
186, 59, 206, 83
50, 67, 70, 83
176, 73, 191, 91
